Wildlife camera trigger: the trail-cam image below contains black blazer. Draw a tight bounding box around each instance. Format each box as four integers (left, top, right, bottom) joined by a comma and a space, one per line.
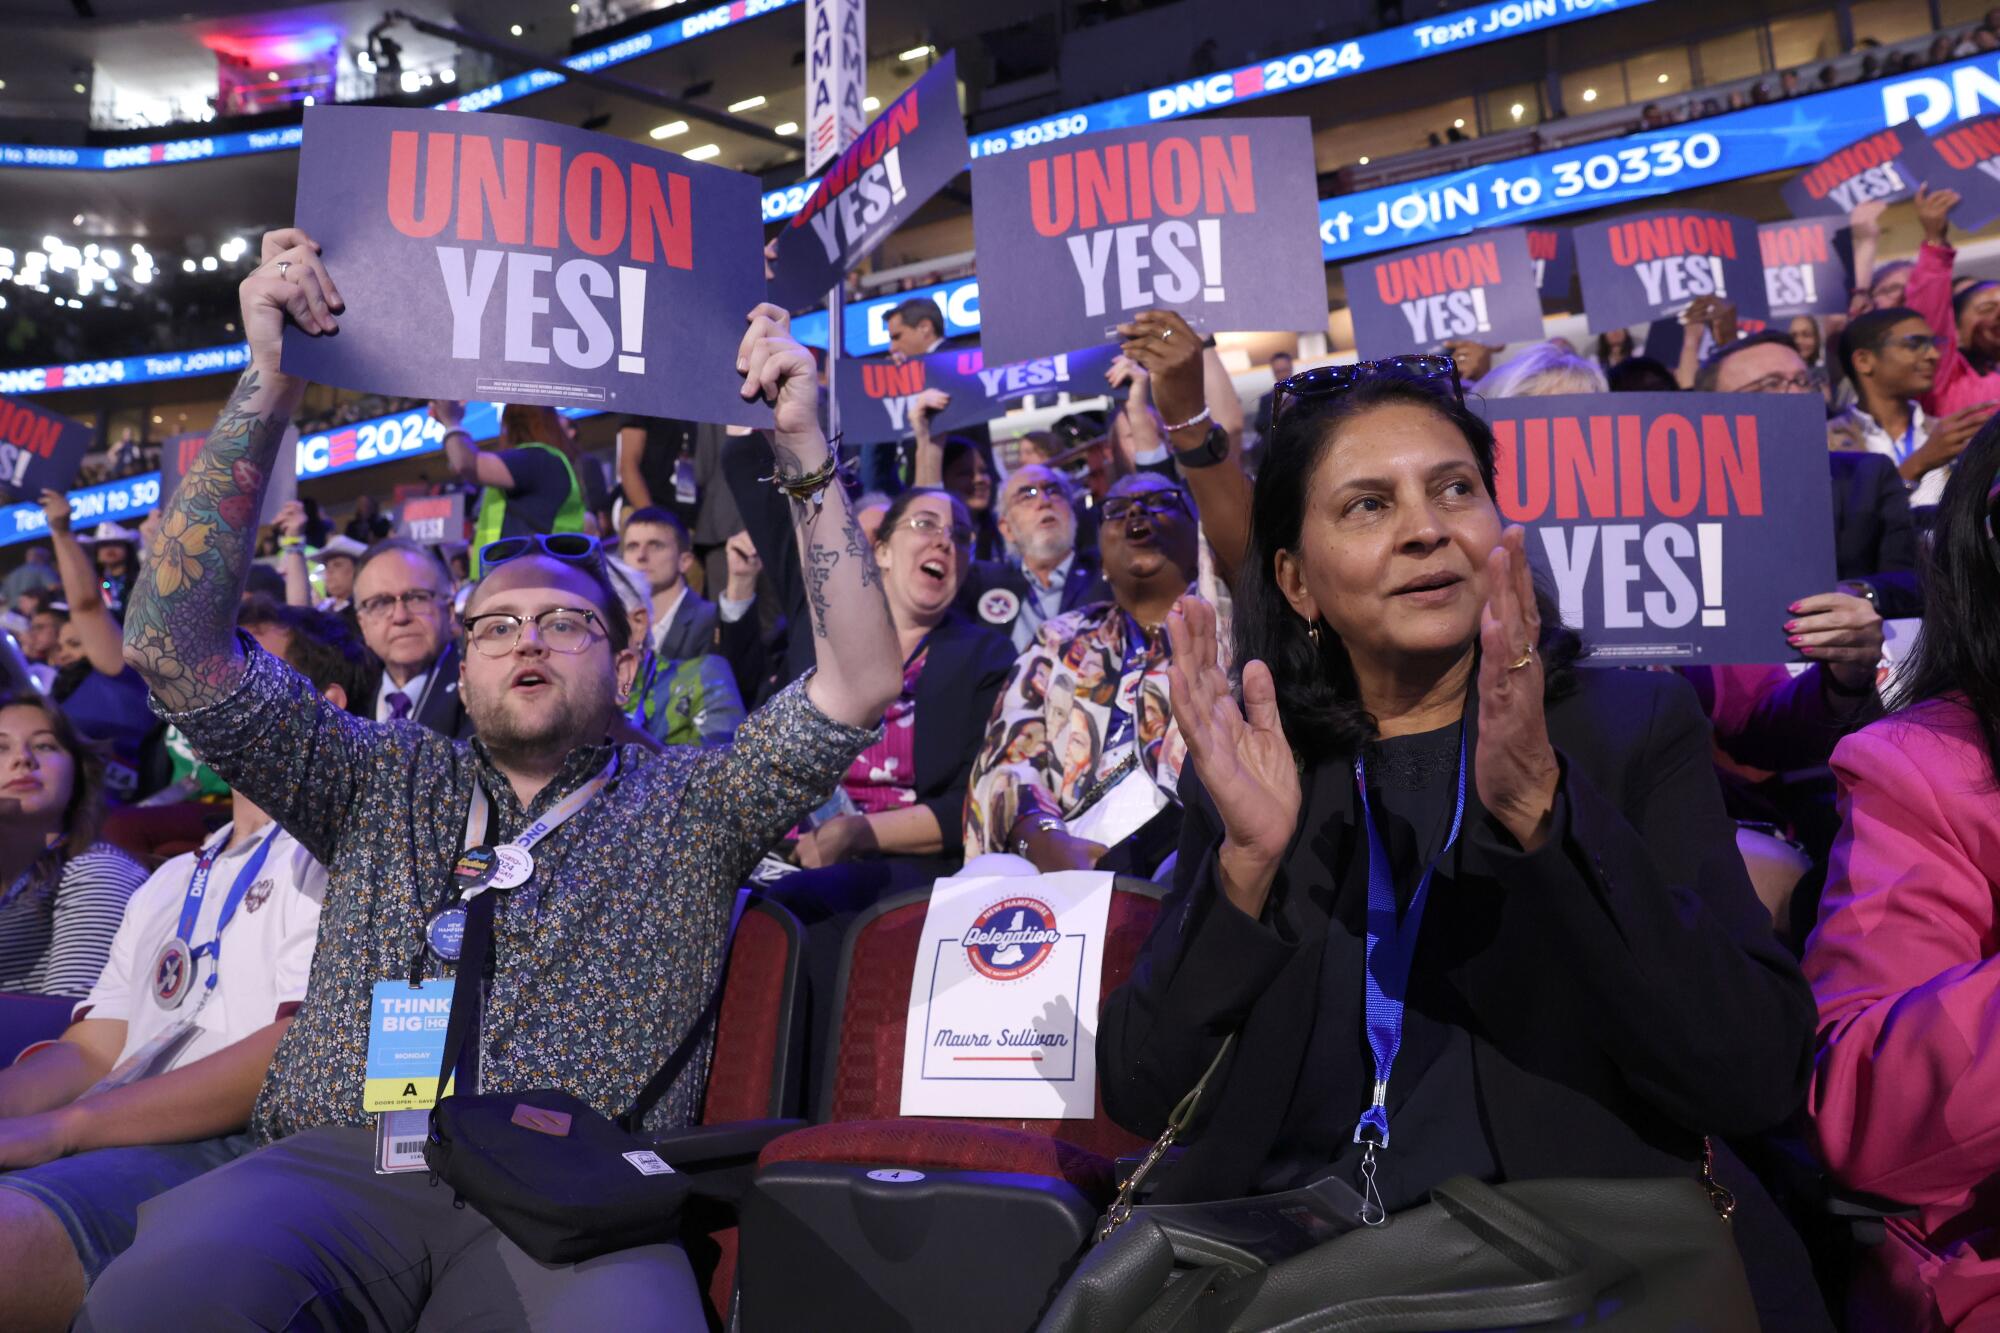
954, 551, 1110, 641
1830, 450, 1919, 618
411, 642, 473, 740
1100, 668, 1814, 1204
906, 611, 1019, 848
719, 432, 816, 702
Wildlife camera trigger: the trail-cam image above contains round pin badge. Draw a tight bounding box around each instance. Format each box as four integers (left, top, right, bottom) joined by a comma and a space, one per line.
978, 588, 1021, 625
488, 844, 535, 890
452, 845, 499, 892
426, 905, 467, 962
151, 938, 194, 1009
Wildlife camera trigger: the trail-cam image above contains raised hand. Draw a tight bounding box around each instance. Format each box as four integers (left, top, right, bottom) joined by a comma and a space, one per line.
737, 303, 819, 445
36, 489, 71, 536
1117, 309, 1205, 430
1917, 183, 1961, 246
1847, 197, 1888, 241
245, 228, 342, 373
910, 387, 951, 442
274, 499, 307, 539
428, 400, 466, 432
1164, 594, 1299, 918
1475, 526, 1560, 850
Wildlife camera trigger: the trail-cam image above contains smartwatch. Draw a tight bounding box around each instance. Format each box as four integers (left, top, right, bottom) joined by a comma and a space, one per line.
1171, 422, 1231, 470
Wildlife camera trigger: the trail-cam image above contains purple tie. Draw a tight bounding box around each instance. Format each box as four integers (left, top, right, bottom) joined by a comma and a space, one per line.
387, 690, 412, 722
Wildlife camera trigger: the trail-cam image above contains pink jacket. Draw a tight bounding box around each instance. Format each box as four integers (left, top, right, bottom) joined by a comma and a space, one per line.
1807, 698, 2000, 1330
1909, 241, 2000, 420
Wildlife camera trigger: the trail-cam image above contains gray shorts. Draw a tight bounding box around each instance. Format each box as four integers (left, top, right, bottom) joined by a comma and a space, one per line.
0, 1135, 250, 1282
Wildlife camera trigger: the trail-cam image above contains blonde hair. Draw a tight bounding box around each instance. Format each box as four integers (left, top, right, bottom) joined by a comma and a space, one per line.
1474, 342, 1609, 399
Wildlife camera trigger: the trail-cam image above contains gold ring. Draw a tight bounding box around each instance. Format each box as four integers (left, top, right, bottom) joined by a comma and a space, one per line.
1507, 645, 1535, 671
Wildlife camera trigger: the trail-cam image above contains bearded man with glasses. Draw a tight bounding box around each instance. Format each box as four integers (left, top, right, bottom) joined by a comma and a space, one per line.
956, 464, 1111, 652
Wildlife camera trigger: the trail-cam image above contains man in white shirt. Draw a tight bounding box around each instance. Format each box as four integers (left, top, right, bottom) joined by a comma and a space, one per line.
1835, 305, 1956, 506
620, 508, 718, 663
352, 538, 469, 736
0, 603, 368, 1330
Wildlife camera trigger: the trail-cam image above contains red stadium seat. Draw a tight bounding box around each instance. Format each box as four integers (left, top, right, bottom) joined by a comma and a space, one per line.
735, 877, 1163, 1333
101, 802, 228, 867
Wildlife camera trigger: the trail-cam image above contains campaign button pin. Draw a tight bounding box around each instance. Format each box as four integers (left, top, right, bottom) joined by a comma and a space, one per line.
453, 845, 499, 891
151, 937, 195, 1009
426, 906, 467, 962
978, 589, 1021, 625
488, 845, 535, 890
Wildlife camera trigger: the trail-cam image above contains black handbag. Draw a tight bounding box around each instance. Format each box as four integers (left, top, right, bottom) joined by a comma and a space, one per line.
1039, 1038, 1759, 1332
421, 889, 748, 1265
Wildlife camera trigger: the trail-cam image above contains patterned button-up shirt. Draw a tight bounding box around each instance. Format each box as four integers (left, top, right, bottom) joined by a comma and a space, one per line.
159, 640, 875, 1142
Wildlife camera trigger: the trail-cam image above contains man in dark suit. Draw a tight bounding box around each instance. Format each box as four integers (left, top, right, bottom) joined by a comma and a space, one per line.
955, 464, 1111, 652
1252, 350, 1293, 443
350, 539, 471, 737
618, 507, 720, 660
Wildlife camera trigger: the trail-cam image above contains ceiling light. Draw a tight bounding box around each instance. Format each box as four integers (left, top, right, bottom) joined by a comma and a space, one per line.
400, 70, 421, 92
102, 251, 119, 269
775, 121, 798, 135
268, 70, 280, 81
84, 243, 98, 258
863, 96, 880, 111
0, 81, 7, 91
303, 94, 314, 105
1452, 118, 1464, 128
201, 256, 218, 271
70, 215, 82, 226
1581, 88, 1597, 102
73, 83, 85, 94
440, 68, 454, 83
686, 143, 720, 161
182, 259, 196, 273
510, 24, 523, 36
571, 2, 580, 10
899, 45, 933, 62
152, 415, 163, 425
1658, 73, 1670, 83
41, 236, 58, 251
1358, 155, 1370, 165
1510, 102, 1525, 119
649, 120, 688, 139
727, 95, 766, 112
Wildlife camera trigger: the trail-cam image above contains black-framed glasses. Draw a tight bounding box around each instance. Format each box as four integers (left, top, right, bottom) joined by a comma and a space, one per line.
356, 589, 448, 620
893, 513, 975, 547
1736, 370, 1819, 395
1101, 490, 1190, 523
479, 533, 602, 570
461, 606, 608, 657
1273, 355, 1463, 430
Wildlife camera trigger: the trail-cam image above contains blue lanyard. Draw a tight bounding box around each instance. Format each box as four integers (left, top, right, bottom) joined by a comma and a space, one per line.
174, 822, 280, 993
1102, 612, 1160, 753
1896, 415, 1917, 464
1350, 730, 1467, 1216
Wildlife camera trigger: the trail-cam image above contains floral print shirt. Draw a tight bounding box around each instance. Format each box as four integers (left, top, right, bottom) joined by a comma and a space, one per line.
158, 639, 876, 1141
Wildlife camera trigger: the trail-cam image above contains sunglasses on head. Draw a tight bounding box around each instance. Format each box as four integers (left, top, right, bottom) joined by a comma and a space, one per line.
1272, 355, 1464, 430
478, 533, 603, 571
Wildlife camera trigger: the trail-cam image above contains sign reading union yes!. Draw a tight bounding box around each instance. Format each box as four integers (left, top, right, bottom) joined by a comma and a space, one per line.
1760, 219, 1852, 319
1573, 209, 1767, 333
769, 53, 968, 312
1780, 121, 1933, 218
281, 106, 770, 427
969, 118, 1329, 364
835, 342, 1120, 446
1476, 392, 1834, 665
0, 395, 92, 498
1912, 112, 2000, 229
1342, 227, 1545, 358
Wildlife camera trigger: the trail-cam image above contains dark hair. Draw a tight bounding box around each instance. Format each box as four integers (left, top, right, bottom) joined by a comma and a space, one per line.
356, 537, 454, 590
1605, 356, 1680, 393
243, 564, 287, 601
1235, 376, 1581, 761
0, 688, 109, 890
1839, 305, 1927, 387
1694, 330, 1804, 392
890, 297, 946, 339
1955, 280, 1999, 321
236, 597, 376, 714
465, 548, 632, 655
874, 487, 974, 551
621, 507, 691, 549
1888, 416, 2000, 785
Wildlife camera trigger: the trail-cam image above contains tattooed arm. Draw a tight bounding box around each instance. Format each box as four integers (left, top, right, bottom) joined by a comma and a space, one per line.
735, 303, 901, 729
123, 229, 343, 712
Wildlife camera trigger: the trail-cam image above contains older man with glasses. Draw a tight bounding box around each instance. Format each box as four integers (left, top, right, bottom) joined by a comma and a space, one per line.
349, 538, 469, 735
957, 465, 1110, 652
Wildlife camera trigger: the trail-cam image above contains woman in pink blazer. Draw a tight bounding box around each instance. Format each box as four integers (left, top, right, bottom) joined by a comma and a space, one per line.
1807, 422, 2000, 1331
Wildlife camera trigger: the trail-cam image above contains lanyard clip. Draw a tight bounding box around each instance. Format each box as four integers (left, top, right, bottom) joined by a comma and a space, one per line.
1358, 1140, 1387, 1228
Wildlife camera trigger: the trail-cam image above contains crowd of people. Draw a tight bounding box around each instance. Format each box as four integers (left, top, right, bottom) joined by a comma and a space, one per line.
0, 171, 1994, 1329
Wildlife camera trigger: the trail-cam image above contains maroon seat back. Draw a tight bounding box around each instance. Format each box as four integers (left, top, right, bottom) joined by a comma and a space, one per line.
102, 802, 226, 867
700, 895, 806, 1124
819, 879, 1161, 1163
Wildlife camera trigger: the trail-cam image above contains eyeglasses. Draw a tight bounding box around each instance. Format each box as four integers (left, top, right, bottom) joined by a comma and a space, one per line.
461, 607, 607, 657
1887, 333, 1948, 352
1736, 371, 1819, 394
356, 589, 448, 620
1273, 355, 1463, 430
894, 513, 975, 547
1005, 482, 1066, 508
478, 533, 603, 570
1101, 490, 1190, 523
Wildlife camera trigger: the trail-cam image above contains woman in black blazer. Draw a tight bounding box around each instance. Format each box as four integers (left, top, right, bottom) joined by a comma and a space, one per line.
1100, 365, 1824, 1325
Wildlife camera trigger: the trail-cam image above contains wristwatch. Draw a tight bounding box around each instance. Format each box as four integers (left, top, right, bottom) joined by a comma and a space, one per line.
1836, 580, 1879, 612
1171, 422, 1231, 470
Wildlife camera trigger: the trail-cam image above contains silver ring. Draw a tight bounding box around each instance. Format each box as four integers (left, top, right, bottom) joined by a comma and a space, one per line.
1158, 327, 1173, 340
276, 260, 291, 279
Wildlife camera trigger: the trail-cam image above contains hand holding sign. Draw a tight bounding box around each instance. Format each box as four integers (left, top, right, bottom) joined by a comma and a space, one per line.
36, 489, 71, 535
1117, 309, 1205, 433
1475, 528, 1560, 852
251, 228, 343, 374
1787, 591, 1883, 691
1164, 594, 1298, 920
274, 499, 307, 539
1917, 183, 1962, 247
736, 303, 819, 446
910, 387, 950, 444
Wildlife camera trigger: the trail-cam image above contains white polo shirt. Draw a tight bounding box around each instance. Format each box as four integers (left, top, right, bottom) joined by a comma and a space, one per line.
78, 821, 326, 1074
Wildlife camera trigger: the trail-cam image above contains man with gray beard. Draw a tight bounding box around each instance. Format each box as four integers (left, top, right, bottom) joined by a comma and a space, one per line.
956, 464, 1109, 652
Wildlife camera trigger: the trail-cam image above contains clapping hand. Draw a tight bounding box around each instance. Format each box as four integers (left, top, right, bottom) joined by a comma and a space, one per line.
1164, 594, 1299, 919
1474, 527, 1560, 851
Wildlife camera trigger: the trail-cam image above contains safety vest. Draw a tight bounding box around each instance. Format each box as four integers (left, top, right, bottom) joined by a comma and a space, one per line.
470, 441, 589, 575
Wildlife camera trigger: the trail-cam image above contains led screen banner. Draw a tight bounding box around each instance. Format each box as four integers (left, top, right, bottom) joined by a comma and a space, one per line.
1474, 391, 1835, 665
1318, 52, 2000, 262
281, 106, 770, 427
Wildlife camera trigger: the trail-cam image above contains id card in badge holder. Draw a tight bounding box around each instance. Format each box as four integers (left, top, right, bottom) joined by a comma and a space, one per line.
376, 1109, 432, 1174
673, 457, 698, 507
364, 979, 454, 1112
81, 1020, 202, 1097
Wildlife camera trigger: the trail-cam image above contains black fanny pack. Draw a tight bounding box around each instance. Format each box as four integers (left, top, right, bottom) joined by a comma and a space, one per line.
421, 889, 747, 1265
